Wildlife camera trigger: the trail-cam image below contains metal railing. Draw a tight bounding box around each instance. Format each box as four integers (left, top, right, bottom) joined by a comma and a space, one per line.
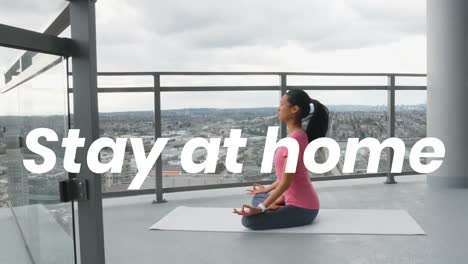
68, 71, 426, 201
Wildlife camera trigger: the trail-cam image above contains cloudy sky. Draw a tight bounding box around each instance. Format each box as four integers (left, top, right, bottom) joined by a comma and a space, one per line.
1, 0, 427, 115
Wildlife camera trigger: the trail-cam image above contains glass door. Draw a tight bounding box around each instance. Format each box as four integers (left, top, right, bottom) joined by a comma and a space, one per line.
0, 46, 76, 263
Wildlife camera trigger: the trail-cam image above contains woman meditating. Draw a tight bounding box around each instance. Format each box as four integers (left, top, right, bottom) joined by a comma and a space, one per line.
233, 89, 329, 230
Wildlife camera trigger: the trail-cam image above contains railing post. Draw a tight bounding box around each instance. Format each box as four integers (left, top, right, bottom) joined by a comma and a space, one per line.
280, 74, 287, 138
70, 0, 106, 263
153, 74, 167, 203
385, 75, 397, 184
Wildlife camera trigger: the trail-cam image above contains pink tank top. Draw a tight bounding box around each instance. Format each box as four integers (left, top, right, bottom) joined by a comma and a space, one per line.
274, 130, 320, 210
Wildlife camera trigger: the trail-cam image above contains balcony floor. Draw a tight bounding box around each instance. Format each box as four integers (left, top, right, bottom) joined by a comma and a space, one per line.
0, 208, 32, 264
102, 175, 468, 264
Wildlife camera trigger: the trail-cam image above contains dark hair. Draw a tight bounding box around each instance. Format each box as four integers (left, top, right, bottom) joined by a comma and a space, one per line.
285, 89, 329, 142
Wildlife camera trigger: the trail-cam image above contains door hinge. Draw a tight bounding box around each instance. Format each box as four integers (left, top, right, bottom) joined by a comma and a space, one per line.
59, 177, 89, 202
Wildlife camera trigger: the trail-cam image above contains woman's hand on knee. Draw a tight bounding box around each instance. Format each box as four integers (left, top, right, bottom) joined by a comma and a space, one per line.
233, 204, 263, 216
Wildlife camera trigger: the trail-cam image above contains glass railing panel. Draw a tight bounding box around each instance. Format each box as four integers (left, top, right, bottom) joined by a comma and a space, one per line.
395, 90, 427, 172
396, 76, 426, 86
288, 75, 387, 86
1, 46, 74, 263
304, 90, 389, 176
161, 75, 279, 87
161, 90, 279, 188
97, 92, 155, 192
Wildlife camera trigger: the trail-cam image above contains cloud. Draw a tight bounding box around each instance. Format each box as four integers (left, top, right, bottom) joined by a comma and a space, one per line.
1, 1, 427, 115
111, 0, 425, 51
348, 0, 426, 34
0, 0, 68, 32
92, 0, 426, 73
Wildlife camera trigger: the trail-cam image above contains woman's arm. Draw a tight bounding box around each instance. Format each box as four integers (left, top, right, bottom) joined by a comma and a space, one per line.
258, 159, 294, 208
263, 180, 279, 193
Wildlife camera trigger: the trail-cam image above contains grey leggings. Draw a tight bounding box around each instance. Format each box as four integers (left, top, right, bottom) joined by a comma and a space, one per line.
241, 193, 319, 230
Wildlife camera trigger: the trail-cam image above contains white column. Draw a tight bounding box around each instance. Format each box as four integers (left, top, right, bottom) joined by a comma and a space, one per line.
427, 0, 468, 188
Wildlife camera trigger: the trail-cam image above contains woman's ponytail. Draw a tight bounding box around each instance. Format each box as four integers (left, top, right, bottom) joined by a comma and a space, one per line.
304, 98, 329, 143
285, 88, 330, 142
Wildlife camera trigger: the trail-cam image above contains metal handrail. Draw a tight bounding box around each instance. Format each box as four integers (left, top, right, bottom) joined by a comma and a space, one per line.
90, 71, 426, 77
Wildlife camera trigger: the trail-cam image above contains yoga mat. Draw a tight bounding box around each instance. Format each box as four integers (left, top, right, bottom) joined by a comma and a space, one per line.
149, 206, 425, 235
